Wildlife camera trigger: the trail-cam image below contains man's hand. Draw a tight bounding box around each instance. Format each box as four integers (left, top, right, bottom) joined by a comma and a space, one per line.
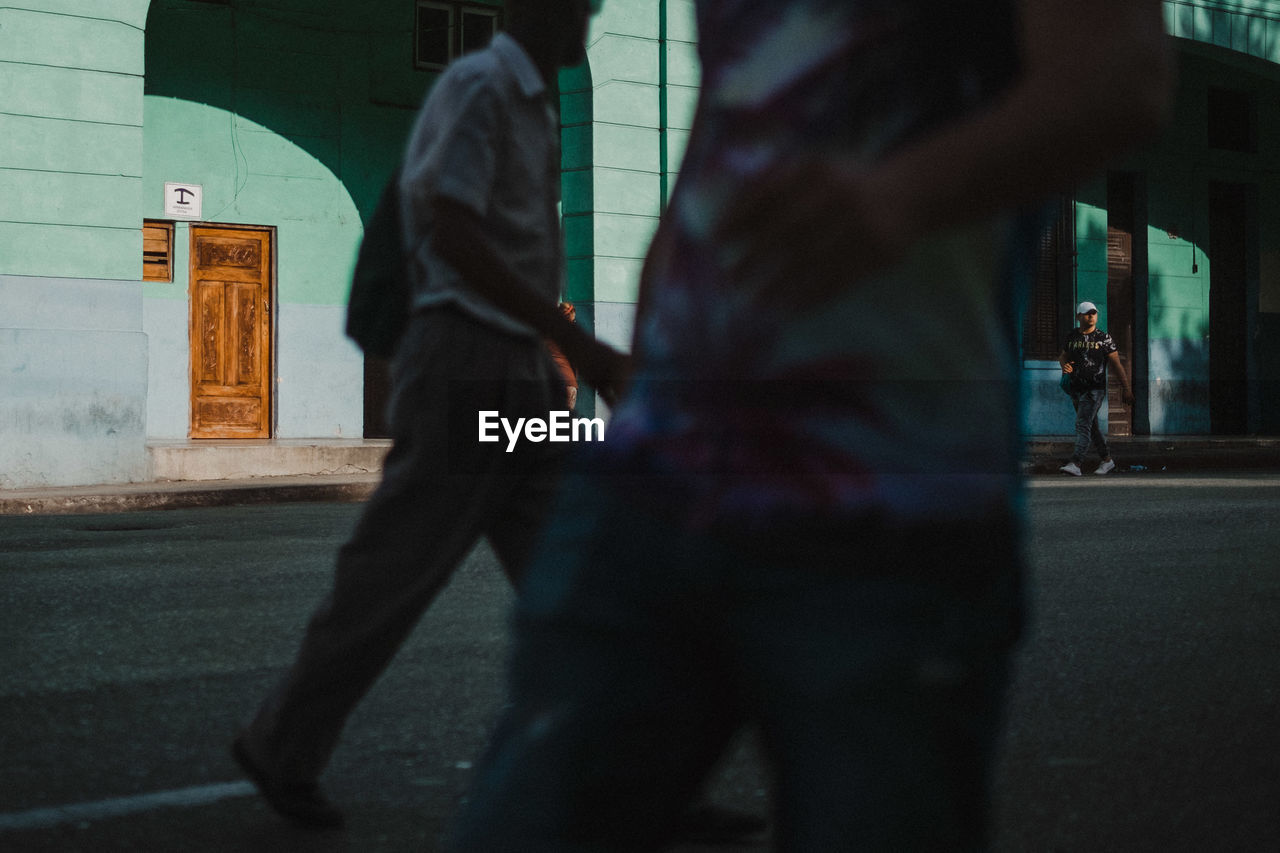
562, 332, 630, 408
1122, 388, 1135, 406
1061, 363, 1074, 374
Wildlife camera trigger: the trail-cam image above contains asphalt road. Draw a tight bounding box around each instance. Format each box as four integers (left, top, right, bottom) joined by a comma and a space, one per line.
0, 473, 1277, 851
994, 474, 1280, 852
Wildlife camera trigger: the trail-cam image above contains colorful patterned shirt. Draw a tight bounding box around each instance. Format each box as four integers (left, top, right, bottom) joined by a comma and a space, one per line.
599, 0, 1034, 529
1062, 329, 1118, 392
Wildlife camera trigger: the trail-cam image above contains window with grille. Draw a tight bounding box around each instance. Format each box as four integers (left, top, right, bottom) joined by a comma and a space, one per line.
1023, 197, 1073, 360
415, 1, 501, 71
143, 220, 175, 282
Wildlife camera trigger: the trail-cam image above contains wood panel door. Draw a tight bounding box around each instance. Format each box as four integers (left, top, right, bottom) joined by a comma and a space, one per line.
1106, 226, 1133, 436
1106, 173, 1136, 437
189, 226, 273, 439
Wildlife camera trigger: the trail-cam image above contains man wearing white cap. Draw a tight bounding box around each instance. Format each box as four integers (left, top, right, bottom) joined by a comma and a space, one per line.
1058, 301, 1134, 475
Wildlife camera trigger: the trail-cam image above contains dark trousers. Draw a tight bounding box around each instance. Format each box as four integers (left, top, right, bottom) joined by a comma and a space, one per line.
243, 308, 566, 783
451, 476, 1024, 852
1070, 387, 1110, 465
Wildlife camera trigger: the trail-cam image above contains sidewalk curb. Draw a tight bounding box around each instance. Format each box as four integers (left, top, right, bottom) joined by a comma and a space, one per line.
0, 475, 379, 517
5, 438, 1280, 516
1022, 438, 1280, 475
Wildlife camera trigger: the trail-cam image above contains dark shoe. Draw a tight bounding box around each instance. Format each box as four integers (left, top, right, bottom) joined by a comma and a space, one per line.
674, 802, 768, 844
231, 733, 345, 829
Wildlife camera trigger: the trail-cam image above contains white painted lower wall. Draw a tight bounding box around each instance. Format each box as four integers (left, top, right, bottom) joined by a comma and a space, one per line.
274, 302, 364, 439
142, 296, 187, 440
592, 300, 636, 355
1, 276, 149, 488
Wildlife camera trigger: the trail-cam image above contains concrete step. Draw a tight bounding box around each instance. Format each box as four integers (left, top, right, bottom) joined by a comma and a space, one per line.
148, 439, 391, 482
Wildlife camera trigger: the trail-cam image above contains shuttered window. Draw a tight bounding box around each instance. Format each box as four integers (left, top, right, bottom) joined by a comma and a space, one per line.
1023, 196, 1073, 361
143, 220, 175, 282
415, 1, 500, 71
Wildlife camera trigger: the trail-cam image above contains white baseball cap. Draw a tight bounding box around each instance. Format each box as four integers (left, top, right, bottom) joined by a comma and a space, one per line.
1076, 301, 1098, 314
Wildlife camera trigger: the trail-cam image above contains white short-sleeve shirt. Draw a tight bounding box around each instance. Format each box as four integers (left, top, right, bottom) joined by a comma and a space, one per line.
399, 33, 563, 337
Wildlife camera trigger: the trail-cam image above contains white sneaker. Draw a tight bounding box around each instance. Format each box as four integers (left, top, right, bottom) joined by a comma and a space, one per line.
1095, 459, 1116, 475
1059, 462, 1082, 476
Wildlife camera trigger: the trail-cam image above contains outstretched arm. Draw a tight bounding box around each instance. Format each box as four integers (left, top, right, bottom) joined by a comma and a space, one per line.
723, 0, 1174, 297
432, 198, 629, 405
871, 0, 1172, 245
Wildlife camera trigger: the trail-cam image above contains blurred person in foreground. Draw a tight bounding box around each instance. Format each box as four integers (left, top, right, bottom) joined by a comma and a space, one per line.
451, 0, 1172, 850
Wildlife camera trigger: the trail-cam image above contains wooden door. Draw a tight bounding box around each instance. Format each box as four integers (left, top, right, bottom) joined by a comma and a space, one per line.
1105, 227, 1133, 436
189, 226, 273, 439
1106, 173, 1136, 436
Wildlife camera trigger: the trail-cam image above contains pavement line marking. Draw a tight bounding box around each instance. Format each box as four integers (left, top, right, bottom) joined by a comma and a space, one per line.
0, 781, 255, 833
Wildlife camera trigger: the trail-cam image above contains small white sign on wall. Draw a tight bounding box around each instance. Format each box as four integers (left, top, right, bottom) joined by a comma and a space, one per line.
164, 182, 203, 219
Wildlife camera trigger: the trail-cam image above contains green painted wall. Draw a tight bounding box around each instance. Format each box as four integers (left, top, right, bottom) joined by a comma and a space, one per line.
1046, 23, 1280, 435
138, 0, 464, 439
577, 0, 698, 308
1073, 189, 1111, 328
1142, 41, 1280, 432
560, 61, 596, 306
1165, 0, 1280, 63
142, 0, 443, 305
0, 2, 146, 280
1022, 2, 1280, 435
141, 99, 363, 306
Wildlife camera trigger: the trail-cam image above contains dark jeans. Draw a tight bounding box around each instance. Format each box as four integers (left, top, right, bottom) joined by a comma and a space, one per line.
242, 308, 566, 783
1070, 387, 1110, 464
451, 476, 1024, 852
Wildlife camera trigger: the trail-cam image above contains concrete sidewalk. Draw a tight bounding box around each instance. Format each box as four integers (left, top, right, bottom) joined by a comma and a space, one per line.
1, 439, 388, 516
1022, 435, 1280, 474
3, 436, 1280, 516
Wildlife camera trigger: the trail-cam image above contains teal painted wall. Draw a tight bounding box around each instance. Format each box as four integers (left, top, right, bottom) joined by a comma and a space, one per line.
0, 2, 150, 487
140, 0, 445, 438
558, 0, 699, 417
561, 60, 595, 307
1025, 4, 1280, 437
578, 0, 698, 315
1141, 42, 1280, 434
142, 99, 363, 306
0, 2, 146, 280
143, 0, 438, 301
9, 0, 1276, 488
1165, 0, 1280, 63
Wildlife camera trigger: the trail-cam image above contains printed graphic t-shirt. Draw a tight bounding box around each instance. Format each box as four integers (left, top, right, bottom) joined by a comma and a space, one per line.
1062, 329, 1118, 391
597, 0, 1032, 529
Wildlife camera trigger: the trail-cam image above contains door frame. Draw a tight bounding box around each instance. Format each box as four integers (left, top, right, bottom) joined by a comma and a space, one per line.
187, 223, 277, 439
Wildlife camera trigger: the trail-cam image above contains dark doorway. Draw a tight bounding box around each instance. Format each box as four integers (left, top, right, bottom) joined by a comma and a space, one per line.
1208, 182, 1249, 435
364, 357, 392, 438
